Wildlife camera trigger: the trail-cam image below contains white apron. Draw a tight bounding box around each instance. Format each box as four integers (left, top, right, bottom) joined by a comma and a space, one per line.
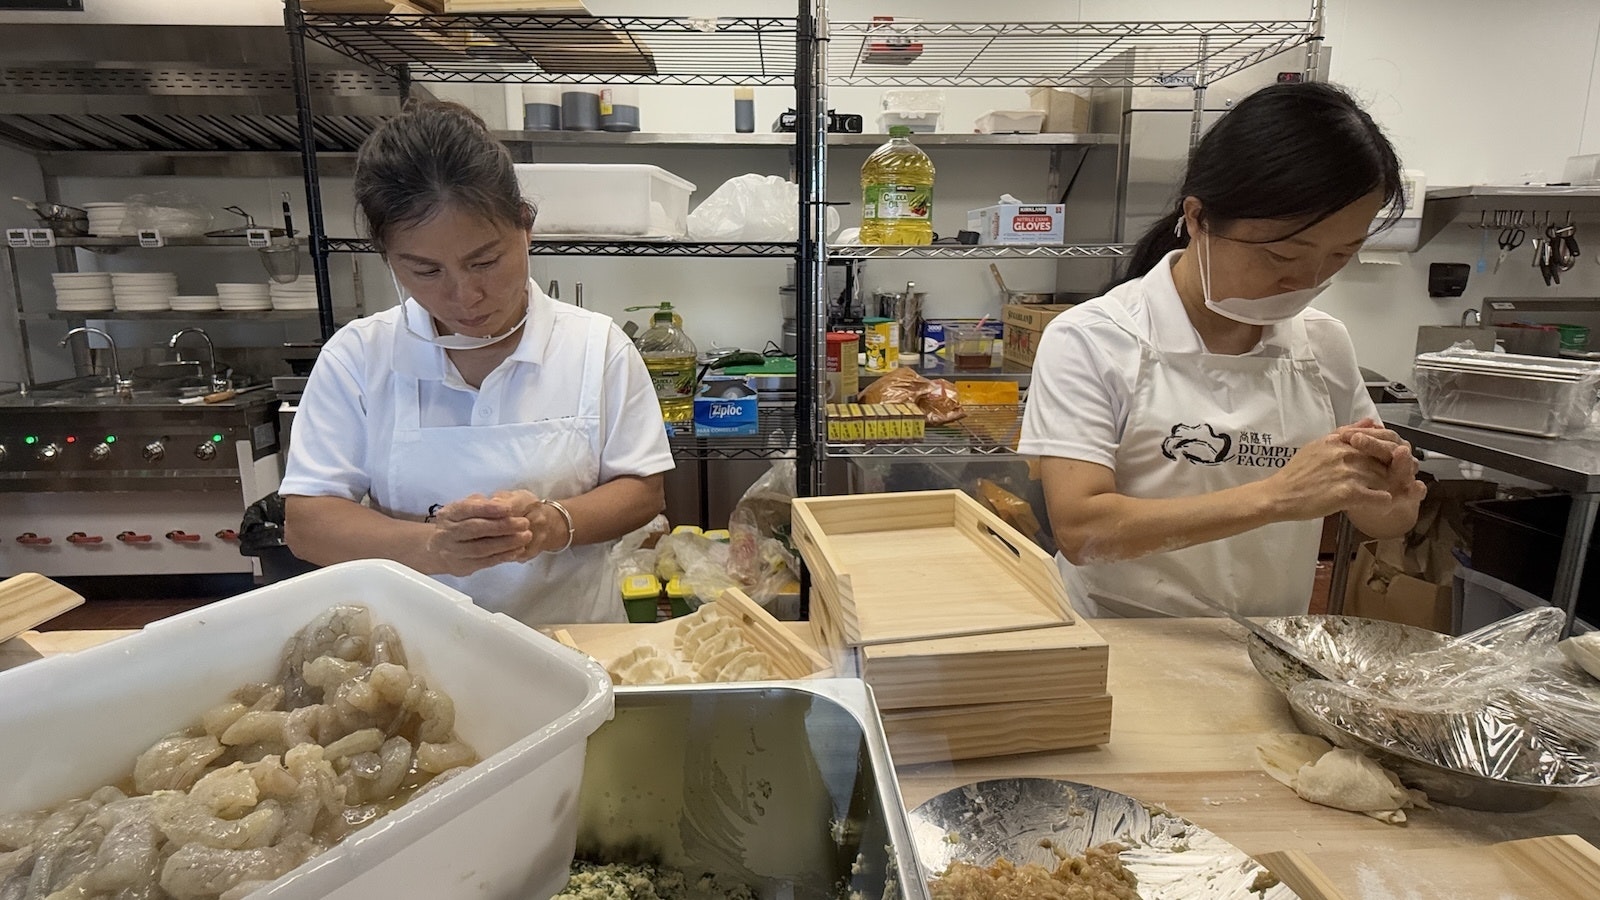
1061, 297, 1337, 618
371, 312, 622, 625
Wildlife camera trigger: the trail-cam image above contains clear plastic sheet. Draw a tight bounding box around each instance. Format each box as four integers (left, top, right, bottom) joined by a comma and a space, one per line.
1285, 607, 1600, 787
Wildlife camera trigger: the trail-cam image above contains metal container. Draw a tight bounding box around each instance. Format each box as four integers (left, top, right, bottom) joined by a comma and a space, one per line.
1414, 350, 1600, 437
875, 284, 925, 355
575, 680, 927, 899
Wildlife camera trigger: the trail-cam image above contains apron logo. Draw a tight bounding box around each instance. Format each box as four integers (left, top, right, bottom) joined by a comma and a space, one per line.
1161, 424, 1233, 465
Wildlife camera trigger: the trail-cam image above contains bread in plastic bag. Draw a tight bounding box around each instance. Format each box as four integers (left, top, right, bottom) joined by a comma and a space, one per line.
859, 367, 965, 425
686, 174, 838, 242
728, 461, 801, 619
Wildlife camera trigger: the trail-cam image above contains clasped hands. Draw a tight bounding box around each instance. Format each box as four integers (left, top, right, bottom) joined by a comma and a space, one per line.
424, 489, 568, 577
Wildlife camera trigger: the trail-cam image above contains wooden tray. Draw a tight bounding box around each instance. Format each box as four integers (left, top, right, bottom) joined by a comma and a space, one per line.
861, 623, 1108, 711
793, 490, 1075, 646
0, 573, 85, 645
566, 589, 831, 683
1256, 834, 1600, 900
880, 694, 1113, 765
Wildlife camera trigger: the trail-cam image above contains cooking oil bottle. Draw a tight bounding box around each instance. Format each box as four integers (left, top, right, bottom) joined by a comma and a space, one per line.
632, 302, 698, 423
860, 125, 935, 245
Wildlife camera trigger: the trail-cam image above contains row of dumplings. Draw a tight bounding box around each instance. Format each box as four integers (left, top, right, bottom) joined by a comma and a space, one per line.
607, 606, 776, 686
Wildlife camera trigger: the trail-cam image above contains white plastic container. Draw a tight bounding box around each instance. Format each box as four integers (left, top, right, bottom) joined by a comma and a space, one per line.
0, 559, 613, 900
877, 110, 941, 133
515, 162, 696, 238
975, 109, 1047, 134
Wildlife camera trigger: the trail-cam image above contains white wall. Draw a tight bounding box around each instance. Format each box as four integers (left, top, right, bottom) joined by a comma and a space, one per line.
5, 0, 1600, 383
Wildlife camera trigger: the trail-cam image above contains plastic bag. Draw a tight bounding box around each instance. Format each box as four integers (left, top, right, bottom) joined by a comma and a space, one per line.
1287, 607, 1600, 787
653, 532, 738, 609
859, 367, 965, 425
687, 174, 839, 242
728, 461, 801, 617
124, 191, 214, 238
610, 514, 668, 581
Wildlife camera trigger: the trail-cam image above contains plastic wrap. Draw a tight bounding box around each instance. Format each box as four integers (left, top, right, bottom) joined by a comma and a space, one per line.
728, 461, 800, 615
686, 174, 839, 242
1413, 348, 1600, 438
858, 367, 965, 425
653, 532, 737, 609
609, 514, 668, 581
1283, 607, 1600, 787
123, 191, 214, 237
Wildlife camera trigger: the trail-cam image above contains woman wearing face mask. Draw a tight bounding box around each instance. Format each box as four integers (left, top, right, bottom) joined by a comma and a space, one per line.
1017, 82, 1424, 618
279, 101, 673, 624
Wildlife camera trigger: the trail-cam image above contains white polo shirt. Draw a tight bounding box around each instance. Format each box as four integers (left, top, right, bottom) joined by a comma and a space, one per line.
1018, 252, 1377, 466
280, 285, 675, 503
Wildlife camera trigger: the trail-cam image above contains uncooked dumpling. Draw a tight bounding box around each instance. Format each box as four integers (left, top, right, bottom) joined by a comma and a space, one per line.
1256, 733, 1334, 789
1294, 749, 1413, 813
1559, 633, 1600, 681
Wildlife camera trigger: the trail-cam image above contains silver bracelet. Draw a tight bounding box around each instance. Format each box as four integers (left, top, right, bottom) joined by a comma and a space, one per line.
541, 499, 575, 553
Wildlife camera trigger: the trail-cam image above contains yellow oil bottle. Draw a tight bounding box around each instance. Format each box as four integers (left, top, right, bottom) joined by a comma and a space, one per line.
634, 302, 698, 423
860, 125, 935, 245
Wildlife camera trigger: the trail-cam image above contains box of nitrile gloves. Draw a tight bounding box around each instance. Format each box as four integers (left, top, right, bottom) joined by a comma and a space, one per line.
968, 203, 1066, 245
693, 376, 759, 436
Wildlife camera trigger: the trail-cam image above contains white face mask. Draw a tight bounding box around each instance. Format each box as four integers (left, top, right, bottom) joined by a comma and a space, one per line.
393, 251, 532, 351
1197, 231, 1330, 327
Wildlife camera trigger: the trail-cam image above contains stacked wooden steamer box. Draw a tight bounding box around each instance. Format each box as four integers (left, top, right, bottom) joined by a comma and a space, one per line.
793, 490, 1111, 764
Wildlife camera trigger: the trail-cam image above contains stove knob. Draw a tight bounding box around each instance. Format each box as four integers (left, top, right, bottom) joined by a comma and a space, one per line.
36, 442, 63, 461
89, 442, 112, 461
143, 441, 165, 462
194, 440, 217, 461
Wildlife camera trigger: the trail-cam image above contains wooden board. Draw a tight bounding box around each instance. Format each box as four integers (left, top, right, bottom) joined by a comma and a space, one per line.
1256, 834, 1600, 900
880, 694, 1113, 766
793, 490, 1074, 646
560, 589, 830, 683
0, 573, 84, 646
860, 621, 1108, 710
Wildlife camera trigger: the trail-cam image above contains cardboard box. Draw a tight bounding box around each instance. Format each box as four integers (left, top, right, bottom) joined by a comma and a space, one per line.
693, 375, 758, 436
1029, 87, 1092, 133
968, 203, 1066, 245
1345, 541, 1453, 633
1001, 303, 1074, 367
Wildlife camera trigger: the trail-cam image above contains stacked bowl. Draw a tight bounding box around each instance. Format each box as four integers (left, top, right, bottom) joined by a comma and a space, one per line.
269, 277, 318, 311
216, 282, 272, 312
170, 294, 221, 313
84, 202, 133, 237
110, 272, 178, 311
52, 272, 114, 313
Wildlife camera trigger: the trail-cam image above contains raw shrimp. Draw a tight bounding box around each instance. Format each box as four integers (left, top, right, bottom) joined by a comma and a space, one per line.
87, 818, 160, 892
280, 705, 322, 749
0, 848, 30, 882
301, 656, 365, 694
243, 757, 297, 802
199, 703, 247, 741
369, 624, 406, 668
218, 711, 289, 748
415, 740, 474, 774
0, 812, 44, 851
368, 737, 413, 802
133, 736, 223, 795
153, 797, 282, 851
186, 764, 258, 819
323, 728, 383, 761
298, 606, 371, 668
158, 834, 314, 900
409, 689, 455, 744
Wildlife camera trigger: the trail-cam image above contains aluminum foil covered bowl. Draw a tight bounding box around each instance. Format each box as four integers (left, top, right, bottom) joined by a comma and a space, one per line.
1246, 610, 1600, 812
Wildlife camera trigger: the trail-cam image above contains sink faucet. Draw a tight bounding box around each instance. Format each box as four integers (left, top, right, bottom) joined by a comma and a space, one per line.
60, 326, 130, 393
169, 328, 227, 392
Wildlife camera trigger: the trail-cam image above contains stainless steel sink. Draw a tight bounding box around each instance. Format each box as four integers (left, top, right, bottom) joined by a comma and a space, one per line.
576, 680, 927, 900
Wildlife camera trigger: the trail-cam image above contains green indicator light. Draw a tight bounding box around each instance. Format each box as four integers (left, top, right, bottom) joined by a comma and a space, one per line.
212, 433, 224, 443
24, 436, 36, 445
105, 435, 116, 443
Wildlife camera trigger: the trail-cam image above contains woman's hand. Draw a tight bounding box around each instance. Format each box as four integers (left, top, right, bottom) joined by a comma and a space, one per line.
1263, 432, 1393, 520
1336, 418, 1426, 503
425, 492, 534, 577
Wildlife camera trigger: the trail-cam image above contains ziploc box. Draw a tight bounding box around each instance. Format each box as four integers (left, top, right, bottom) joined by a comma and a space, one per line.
968, 202, 1066, 245
694, 375, 759, 436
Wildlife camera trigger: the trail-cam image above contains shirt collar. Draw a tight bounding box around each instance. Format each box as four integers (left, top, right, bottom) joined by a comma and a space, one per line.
1144, 249, 1289, 355
391, 278, 557, 379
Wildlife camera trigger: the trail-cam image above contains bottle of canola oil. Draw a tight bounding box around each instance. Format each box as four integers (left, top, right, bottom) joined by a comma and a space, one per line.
633, 302, 698, 424
860, 125, 935, 246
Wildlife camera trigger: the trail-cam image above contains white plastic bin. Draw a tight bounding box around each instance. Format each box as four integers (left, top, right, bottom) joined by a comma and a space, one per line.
877, 110, 941, 133
975, 109, 1047, 134
0, 559, 613, 900
515, 162, 696, 238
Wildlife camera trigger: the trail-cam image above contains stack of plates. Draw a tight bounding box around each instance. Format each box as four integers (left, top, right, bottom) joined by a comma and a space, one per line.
52, 272, 114, 312
170, 295, 221, 312
216, 282, 272, 311
84, 202, 132, 237
110, 272, 178, 311
269, 277, 318, 311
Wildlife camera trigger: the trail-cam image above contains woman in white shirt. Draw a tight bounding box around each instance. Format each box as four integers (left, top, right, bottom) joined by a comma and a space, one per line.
280, 101, 673, 624
1018, 82, 1424, 618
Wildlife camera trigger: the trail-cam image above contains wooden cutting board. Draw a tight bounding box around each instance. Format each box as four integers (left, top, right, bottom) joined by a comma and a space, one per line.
1256, 834, 1600, 900
0, 573, 85, 645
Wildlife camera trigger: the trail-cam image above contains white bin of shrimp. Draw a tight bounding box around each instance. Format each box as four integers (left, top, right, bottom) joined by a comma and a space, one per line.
1413, 348, 1600, 438
0, 559, 613, 900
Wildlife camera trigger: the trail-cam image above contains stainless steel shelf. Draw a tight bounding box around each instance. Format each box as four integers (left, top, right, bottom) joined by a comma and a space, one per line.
26, 310, 322, 322
1380, 403, 1600, 493
495, 130, 1118, 148
829, 405, 1024, 458
828, 243, 1128, 260
829, 18, 1321, 88
1418, 186, 1600, 249
669, 409, 797, 461
10, 236, 307, 249
301, 13, 798, 86
325, 237, 797, 257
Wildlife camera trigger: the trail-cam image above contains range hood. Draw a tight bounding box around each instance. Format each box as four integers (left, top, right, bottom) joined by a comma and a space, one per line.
0, 24, 414, 153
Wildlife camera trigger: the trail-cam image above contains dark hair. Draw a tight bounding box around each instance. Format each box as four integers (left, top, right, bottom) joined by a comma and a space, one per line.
353, 100, 533, 254
1116, 81, 1403, 287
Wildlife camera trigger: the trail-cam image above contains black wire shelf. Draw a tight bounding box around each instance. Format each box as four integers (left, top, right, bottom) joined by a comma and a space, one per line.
322, 237, 797, 257
828, 244, 1128, 260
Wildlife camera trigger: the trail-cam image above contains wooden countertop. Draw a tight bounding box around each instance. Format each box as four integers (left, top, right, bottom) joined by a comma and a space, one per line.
12, 619, 1600, 866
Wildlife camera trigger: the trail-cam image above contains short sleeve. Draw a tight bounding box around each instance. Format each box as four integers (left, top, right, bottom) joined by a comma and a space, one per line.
596, 325, 675, 482
278, 346, 371, 502
1017, 315, 1127, 469
1308, 315, 1381, 427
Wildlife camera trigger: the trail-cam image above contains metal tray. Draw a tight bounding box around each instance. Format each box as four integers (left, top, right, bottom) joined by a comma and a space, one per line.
910, 778, 1297, 900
